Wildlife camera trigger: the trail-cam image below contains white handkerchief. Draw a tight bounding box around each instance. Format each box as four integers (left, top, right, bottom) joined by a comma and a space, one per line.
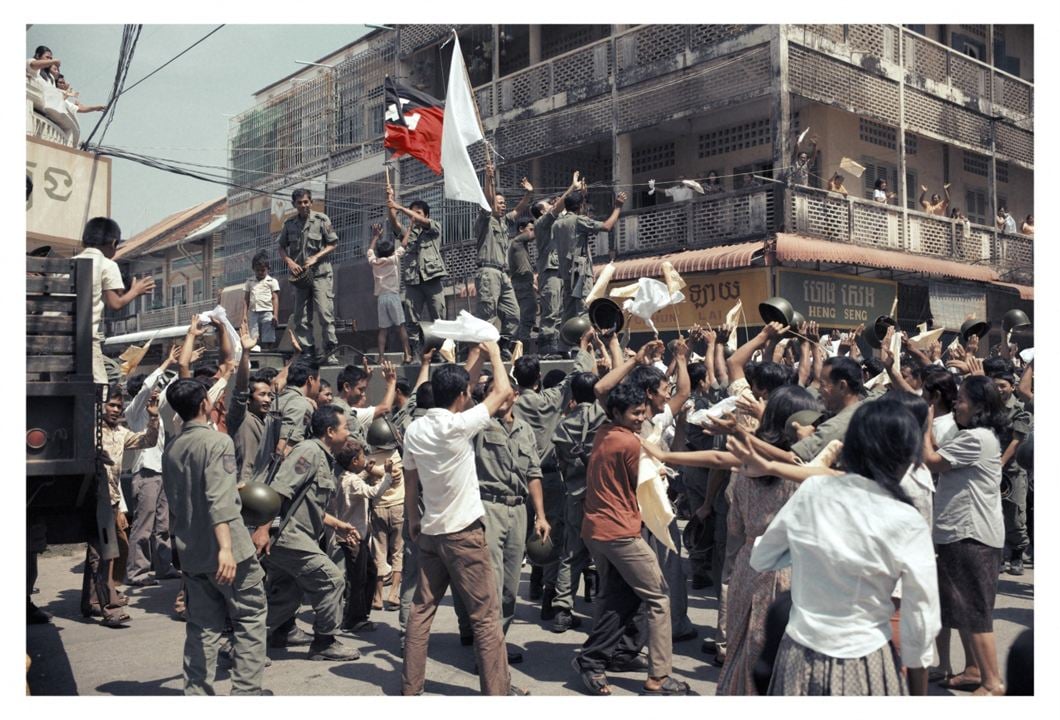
197, 304, 242, 363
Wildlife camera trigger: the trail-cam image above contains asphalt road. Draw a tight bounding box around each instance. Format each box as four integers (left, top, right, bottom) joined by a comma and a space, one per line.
26, 540, 1034, 696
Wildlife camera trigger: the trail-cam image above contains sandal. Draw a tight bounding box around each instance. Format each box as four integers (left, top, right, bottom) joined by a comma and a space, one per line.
940, 672, 981, 691
100, 612, 131, 628
642, 676, 693, 696
508, 685, 531, 696
572, 657, 612, 696
927, 668, 952, 683
971, 684, 1006, 696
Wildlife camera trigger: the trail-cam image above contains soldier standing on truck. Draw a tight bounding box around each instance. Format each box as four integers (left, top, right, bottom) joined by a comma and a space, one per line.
72, 217, 155, 388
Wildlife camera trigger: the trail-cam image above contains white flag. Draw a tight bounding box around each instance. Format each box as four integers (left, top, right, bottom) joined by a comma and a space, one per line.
441, 33, 490, 210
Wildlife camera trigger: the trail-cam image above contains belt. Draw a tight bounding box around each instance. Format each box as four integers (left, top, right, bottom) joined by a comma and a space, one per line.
478, 262, 507, 272
480, 491, 525, 506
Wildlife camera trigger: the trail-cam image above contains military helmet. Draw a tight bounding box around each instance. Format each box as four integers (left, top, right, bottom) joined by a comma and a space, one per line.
239, 481, 282, 527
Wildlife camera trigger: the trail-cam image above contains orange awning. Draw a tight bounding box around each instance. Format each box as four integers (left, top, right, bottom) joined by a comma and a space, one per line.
991, 282, 1034, 300
594, 241, 764, 281
773, 233, 1001, 283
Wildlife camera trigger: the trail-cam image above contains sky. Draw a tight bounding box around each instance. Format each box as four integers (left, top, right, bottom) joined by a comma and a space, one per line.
26, 25, 372, 237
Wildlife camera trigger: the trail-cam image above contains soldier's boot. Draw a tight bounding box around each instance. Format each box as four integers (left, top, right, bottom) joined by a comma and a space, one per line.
307, 634, 361, 662
269, 618, 313, 648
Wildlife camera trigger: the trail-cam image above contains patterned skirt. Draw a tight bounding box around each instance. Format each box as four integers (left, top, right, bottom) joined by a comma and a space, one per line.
767, 635, 908, 696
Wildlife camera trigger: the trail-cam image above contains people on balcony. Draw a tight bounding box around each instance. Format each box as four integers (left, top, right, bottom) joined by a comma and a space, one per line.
873, 178, 897, 205
55, 74, 105, 113
826, 173, 849, 197
1020, 215, 1034, 236
789, 134, 819, 187
919, 184, 951, 216
996, 206, 1017, 234
27, 45, 60, 85
648, 177, 693, 203
703, 171, 724, 194
950, 208, 971, 234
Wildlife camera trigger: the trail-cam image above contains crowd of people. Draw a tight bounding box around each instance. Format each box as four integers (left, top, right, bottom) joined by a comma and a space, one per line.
52, 210, 1033, 696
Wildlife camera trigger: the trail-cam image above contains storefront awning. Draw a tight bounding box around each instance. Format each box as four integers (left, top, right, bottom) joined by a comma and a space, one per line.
990, 282, 1034, 300
594, 241, 765, 281
773, 233, 1001, 283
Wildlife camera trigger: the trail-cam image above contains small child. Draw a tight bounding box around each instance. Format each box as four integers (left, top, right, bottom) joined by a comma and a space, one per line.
331, 439, 400, 633
366, 223, 412, 364
317, 378, 334, 405
73, 217, 155, 388
243, 251, 280, 350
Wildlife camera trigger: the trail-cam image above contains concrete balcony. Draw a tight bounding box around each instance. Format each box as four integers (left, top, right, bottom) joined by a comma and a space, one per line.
615, 185, 778, 256
26, 78, 79, 147
789, 185, 1032, 281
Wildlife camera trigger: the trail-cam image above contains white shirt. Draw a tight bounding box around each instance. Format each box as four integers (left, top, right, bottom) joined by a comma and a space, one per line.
244, 274, 280, 312
663, 185, 694, 203
873, 188, 887, 202
750, 473, 940, 669
403, 404, 492, 535
73, 247, 124, 340
932, 412, 958, 447
125, 366, 172, 473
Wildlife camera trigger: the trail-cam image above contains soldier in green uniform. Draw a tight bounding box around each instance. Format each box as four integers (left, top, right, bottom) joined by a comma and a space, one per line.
550, 371, 607, 632
278, 188, 340, 365
274, 360, 319, 456
508, 220, 538, 351
991, 367, 1033, 575
511, 336, 596, 627
474, 167, 533, 354
550, 187, 627, 337
162, 379, 268, 695
264, 404, 362, 661
387, 190, 448, 349
451, 369, 551, 662
531, 173, 580, 358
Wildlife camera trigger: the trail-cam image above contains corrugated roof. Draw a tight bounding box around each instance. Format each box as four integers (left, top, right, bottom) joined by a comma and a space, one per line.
773, 233, 1002, 283
116, 198, 225, 259
593, 241, 765, 281
991, 282, 1034, 300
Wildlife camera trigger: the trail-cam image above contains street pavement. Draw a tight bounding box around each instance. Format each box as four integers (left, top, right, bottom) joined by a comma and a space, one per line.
26, 539, 1034, 696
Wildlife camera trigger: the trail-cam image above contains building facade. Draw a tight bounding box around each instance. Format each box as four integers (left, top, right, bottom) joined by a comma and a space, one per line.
222, 24, 1033, 348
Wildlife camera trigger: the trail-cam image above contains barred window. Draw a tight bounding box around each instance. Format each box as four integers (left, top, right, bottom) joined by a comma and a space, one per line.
698, 118, 771, 158
996, 161, 1009, 184
905, 132, 918, 155
632, 141, 675, 174
859, 118, 897, 150
963, 150, 990, 177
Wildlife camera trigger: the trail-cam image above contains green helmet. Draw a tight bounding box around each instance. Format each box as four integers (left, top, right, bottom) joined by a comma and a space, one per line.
239, 482, 282, 527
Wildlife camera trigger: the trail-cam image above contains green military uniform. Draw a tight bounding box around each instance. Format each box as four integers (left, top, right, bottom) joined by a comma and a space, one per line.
1000, 394, 1033, 562
264, 438, 345, 638
162, 421, 267, 695
473, 210, 519, 338
398, 218, 448, 340
508, 231, 537, 346
452, 415, 542, 638
551, 400, 607, 615
534, 212, 563, 354
278, 211, 339, 362
512, 350, 596, 595
231, 406, 267, 487
276, 386, 314, 447
330, 395, 372, 446
551, 212, 607, 332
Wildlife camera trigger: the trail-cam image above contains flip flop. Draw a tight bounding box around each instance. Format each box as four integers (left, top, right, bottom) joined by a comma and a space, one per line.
940, 673, 981, 691
572, 656, 612, 696
100, 612, 131, 628
641, 676, 693, 696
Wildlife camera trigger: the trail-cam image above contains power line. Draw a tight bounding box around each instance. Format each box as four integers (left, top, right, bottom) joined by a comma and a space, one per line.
81, 24, 142, 150
117, 25, 225, 99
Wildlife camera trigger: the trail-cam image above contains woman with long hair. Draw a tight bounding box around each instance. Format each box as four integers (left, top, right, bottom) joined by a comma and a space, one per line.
748, 399, 940, 695
922, 375, 1007, 695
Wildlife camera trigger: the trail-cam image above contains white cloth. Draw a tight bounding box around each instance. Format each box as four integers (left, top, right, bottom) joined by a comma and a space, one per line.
636, 405, 677, 551
403, 404, 492, 536
750, 473, 940, 669
619, 278, 684, 335
441, 34, 490, 211
663, 185, 694, 202
428, 309, 500, 343
244, 275, 280, 312
687, 396, 739, 427
196, 305, 242, 363
72, 247, 124, 340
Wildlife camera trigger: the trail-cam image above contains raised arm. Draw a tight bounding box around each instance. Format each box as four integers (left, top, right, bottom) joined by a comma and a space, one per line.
179, 321, 208, 379
727, 321, 786, 383
480, 341, 513, 416
594, 337, 663, 403
667, 337, 691, 416
714, 325, 731, 387
386, 187, 405, 235
599, 192, 628, 233
508, 177, 533, 220
484, 163, 499, 215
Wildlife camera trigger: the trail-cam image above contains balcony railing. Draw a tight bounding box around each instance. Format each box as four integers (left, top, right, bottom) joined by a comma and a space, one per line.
26, 78, 79, 147
789, 185, 1033, 279
615, 185, 778, 255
